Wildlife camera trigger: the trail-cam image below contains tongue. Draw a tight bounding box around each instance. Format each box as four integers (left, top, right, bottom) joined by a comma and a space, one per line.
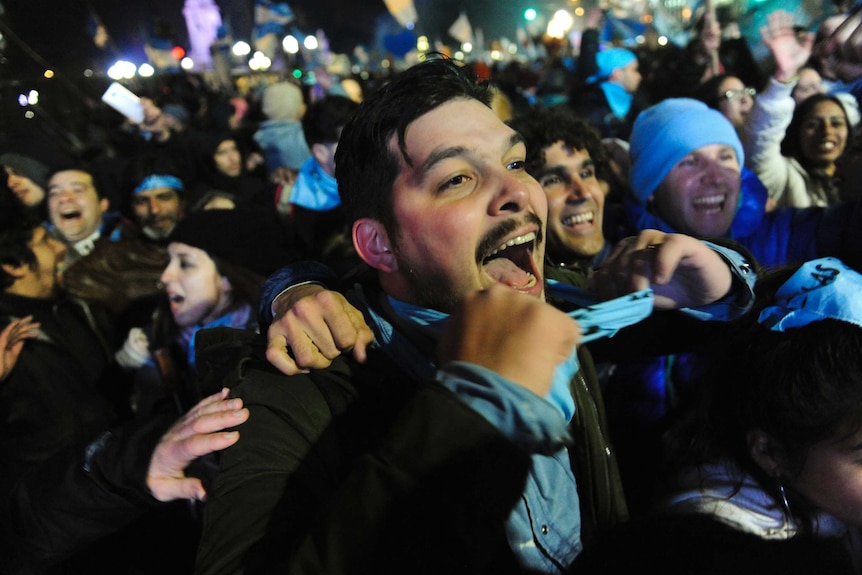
484, 258, 532, 288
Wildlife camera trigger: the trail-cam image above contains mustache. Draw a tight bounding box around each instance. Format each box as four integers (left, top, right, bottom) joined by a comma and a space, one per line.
475, 212, 543, 263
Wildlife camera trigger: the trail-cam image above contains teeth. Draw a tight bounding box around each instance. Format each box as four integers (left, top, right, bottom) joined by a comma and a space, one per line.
488, 232, 536, 257
562, 211, 594, 226
692, 195, 724, 206
520, 273, 538, 290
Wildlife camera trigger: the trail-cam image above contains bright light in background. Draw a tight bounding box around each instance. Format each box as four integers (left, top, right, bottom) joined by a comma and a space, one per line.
181, 57, 194, 70
524, 8, 537, 21
303, 35, 319, 50
491, 50, 502, 60
43, 69, 54, 79
547, 9, 574, 38
232, 41, 251, 57
462, 42, 472, 53
417, 35, 429, 52
138, 63, 155, 77
249, 51, 271, 70
107, 60, 137, 80
17, 94, 28, 107
574, 7, 584, 16
282, 35, 299, 54
18, 90, 39, 107
453, 50, 465, 60
658, 35, 669, 46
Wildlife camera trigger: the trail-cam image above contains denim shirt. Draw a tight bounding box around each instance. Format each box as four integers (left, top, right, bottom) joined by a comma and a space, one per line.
363, 295, 581, 573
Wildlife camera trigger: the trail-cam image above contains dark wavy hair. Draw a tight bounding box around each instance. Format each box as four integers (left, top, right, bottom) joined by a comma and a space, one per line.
668, 263, 862, 531
507, 106, 611, 182
334, 55, 493, 236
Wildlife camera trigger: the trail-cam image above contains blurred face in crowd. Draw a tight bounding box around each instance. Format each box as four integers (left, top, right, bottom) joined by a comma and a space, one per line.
797, 100, 848, 172
792, 68, 824, 105
615, 59, 642, 94
716, 76, 754, 131
4, 225, 67, 298
161, 242, 232, 327
214, 139, 242, 177
776, 420, 862, 528
650, 143, 741, 237
533, 142, 605, 261
364, 98, 547, 312
4, 167, 45, 208
132, 187, 183, 239
47, 170, 108, 243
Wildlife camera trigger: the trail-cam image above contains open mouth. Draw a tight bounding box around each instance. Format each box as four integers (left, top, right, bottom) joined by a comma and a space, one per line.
481, 232, 539, 290
59, 209, 82, 221
166, 292, 185, 311
692, 194, 725, 214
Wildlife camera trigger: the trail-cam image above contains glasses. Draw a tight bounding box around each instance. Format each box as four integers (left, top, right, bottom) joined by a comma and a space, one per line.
720, 87, 756, 102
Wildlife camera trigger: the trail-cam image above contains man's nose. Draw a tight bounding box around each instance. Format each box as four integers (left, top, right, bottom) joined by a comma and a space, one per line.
493, 172, 530, 214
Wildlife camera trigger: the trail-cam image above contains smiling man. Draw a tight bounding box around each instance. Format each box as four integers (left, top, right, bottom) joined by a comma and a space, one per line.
193, 58, 744, 574
45, 168, 113, 272
624, 97, 862, 270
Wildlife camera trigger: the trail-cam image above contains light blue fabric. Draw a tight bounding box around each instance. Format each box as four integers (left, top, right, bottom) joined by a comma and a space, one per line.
759, 257, 862, 331
360, 288, 579, 573
253, 120, 312, 171
290, 157, 340, 211
587, 47, 637, 84
387, 295, 577, 422
180, 304, 253, 369
600, 81, 634, 120
629, 98, 745, 203
133, 174, 184, 194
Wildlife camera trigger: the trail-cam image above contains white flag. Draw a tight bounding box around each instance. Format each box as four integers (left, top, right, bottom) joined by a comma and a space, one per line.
448, 12, 473, 45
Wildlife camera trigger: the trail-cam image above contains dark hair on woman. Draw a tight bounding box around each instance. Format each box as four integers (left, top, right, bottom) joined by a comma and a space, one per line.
334, 55, 493, 236
693, 73, 734, 109
668, 263, 862, 529
780, 93, 849, 165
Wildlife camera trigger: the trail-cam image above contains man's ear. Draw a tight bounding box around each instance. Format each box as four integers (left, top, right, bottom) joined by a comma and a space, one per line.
99, 197, 109, 215
353, 218, 397, 272
310, 142, 332, 166
1, 262, 28, 279
747, 428, 784, 478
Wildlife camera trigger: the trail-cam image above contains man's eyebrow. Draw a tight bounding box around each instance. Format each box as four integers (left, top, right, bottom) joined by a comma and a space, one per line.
418, 132, 526, 175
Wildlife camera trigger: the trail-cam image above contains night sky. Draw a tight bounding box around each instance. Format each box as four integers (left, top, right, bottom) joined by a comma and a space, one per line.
0, 0, 535, 80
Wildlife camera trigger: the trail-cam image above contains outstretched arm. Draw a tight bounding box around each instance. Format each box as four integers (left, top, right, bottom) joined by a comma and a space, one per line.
587, 230, 741, 310
147, 388, 250, 502
266, 283, 374, 375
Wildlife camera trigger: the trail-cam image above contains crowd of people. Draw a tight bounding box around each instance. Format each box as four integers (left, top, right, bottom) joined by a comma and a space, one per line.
2, 1, 862, 573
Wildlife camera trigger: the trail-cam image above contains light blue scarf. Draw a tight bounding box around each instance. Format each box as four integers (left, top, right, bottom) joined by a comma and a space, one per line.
290, 157, 340, 211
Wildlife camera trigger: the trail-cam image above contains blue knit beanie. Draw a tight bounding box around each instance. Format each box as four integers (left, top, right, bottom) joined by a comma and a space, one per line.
629, 98, 744, 203
587, 48, 637, 84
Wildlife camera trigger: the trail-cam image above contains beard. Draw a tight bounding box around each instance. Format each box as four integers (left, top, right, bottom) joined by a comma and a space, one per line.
389, 212, 543, 314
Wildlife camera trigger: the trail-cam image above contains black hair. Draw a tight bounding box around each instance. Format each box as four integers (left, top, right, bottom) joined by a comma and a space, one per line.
507, 106, 612, 183
668, 263, 862, 530
780, 92, 849, 165
0, 205, 41, 290
693, 73, 735, 109
334, 55, 493, 236
301, 95, 360, 146
120, 152, 187, 218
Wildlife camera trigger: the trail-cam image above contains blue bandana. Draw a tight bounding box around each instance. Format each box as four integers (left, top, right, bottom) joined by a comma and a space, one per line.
134, 174, 184, 194
759, 257, 862, 331
388, 285, 653, 422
